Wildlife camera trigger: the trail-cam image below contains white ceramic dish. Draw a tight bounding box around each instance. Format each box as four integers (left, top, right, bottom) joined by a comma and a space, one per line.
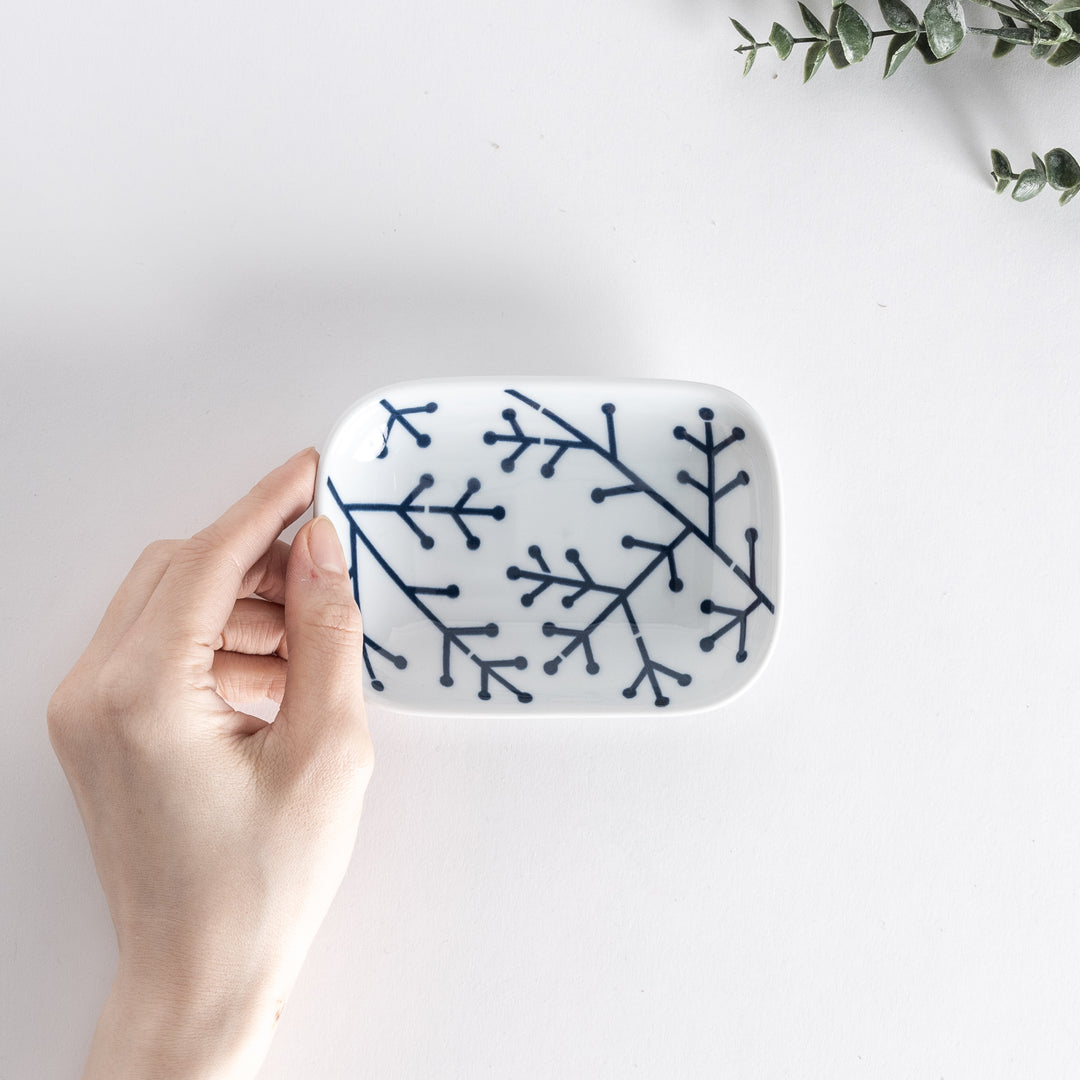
315, 377, 780, 716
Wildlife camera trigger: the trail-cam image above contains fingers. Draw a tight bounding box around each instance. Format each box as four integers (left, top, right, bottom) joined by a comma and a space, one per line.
213, 651, 288, 705
240, 539, 293, 606
213, 597, 289, 709
138, 449, 319, 658
274, 516, 371, 766
88, 537, 291, 669
218, 598, 288, 659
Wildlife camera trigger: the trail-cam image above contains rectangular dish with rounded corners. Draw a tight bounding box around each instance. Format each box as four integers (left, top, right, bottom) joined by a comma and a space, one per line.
314, 377, 780, 716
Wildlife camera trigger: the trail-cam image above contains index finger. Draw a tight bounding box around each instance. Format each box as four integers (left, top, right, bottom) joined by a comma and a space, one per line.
139, 448, 319, 655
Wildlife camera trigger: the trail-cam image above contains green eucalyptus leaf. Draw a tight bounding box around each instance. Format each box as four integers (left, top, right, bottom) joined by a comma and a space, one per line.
879, 0, 920, 31
827, 12, 850, 66
836, 3, 874, 59
1049, 38, 1080, 63
1030, 40, 1054, 57
883, 30, 919, 74
914, 31, 950, 61
1045, 147, 1080, 188
804, 38, 830, 78
923, 0, 967, 57
731, 18, 756, 43
799, 2, 831, 39
769, 22, 796, 59
995, 177, 1012, 194
1012, 168, 1046, 200
1047, 0, 1080, 10
743, 44, 758, 75
1060, 185, 1080, 205
1067, 9, 1080, 29
822, 5, 846, 68
828, 38, 853, 66
990, 148, 1013, 178
1032, 152, 1047, 181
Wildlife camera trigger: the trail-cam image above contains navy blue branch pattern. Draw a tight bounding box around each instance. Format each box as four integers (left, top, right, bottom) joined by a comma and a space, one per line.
622, 600, 692, 708
507, 545, 624, 609
491, 389, 772, 607
327, 475, 531, 703
700, 528, 763, 664
344, 520, 408, 692
508, 531, 692, 693
377, 398, 438, 458
339, 473, 505, 551
526, 526, 694, 703
489, 389, 775, 707
360, 635, 407, 694
674, 408, 747, 545
482, 399, 613, 477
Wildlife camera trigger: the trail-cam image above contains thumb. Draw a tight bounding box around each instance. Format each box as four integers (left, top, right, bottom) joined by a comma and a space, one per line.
277, 515, 370, 761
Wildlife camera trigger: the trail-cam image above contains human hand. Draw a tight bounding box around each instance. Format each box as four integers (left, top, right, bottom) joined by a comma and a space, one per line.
48, 448, 373, 1080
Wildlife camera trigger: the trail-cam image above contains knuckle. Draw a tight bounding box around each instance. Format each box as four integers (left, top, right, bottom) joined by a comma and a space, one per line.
311, 600, 364, 643
181, 532, 244, 580
240, 484, 291, 542
139, 538, 181, 565
183, 529, 223, 561
47, 649, 171, 767
47, 658, 148, 755
46, 678, 77, 752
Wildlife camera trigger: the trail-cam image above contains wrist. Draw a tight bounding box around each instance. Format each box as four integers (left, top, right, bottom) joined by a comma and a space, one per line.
83, 962, 287, 1080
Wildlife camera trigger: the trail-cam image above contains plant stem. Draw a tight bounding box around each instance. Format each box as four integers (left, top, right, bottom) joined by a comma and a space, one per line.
735, 36, 820, 51
733, 19, 1052, 53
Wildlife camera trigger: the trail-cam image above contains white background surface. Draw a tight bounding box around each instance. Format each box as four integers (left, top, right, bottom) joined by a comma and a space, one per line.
3, 2, 1079, 1077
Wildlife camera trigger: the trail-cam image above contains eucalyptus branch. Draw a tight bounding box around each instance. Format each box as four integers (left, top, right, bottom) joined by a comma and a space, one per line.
990, 147, 1080, 202
732, 0, 1080, 80
733, 0, 1080, 202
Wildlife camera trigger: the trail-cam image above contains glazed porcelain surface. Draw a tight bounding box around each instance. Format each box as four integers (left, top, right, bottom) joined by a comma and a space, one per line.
315, 377, 780, 716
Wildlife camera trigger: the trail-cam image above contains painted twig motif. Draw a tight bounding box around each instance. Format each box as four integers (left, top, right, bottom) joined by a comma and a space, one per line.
673, 408, 747, 545
488, 389, 774, 707
622, 600, 692, 707
507, 545, 623, 609
482, 396, 611, 476
343, 473, 505, 551
377, 398, 438, 458
515, 526, 694, 705
699, 528, 762, 663
507, 530, 693, 704
327, 475, 531, 703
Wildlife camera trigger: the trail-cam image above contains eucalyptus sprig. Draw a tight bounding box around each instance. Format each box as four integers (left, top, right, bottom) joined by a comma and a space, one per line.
732, 0, 1080, 79
734, 0, 1080, 202
990, 147, 1080, 202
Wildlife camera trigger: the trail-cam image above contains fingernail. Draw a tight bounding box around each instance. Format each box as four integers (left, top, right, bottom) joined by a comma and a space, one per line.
309, 516, 347, 575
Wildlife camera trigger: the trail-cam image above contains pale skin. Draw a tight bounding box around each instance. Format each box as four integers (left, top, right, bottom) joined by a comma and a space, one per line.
47, 448, 372, 1079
